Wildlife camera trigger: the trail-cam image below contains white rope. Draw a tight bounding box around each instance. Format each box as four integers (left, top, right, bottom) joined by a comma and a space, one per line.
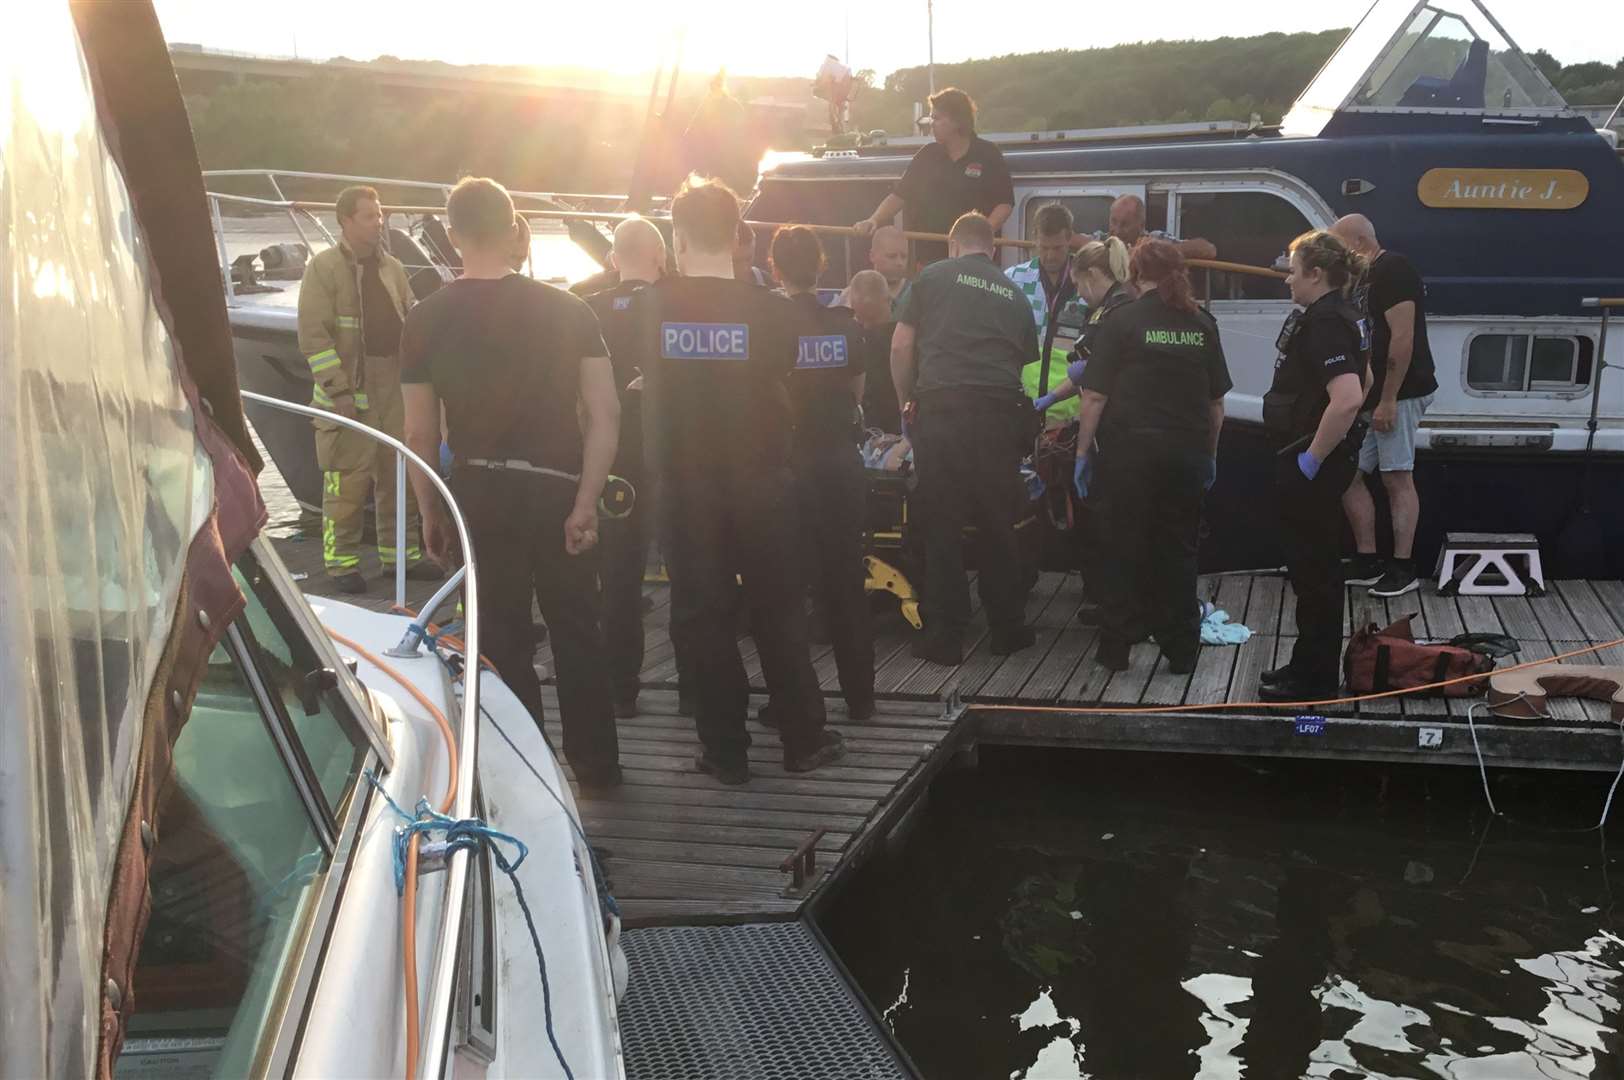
1466, 695, 1624, 831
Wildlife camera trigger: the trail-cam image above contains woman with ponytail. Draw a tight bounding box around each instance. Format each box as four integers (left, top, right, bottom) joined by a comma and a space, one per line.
1255, 228, 1372, 702
1070, 238, 1232, 674
1032, 236, 1135, 413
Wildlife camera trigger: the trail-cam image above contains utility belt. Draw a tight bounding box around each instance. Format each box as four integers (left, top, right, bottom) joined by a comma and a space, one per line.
1270, 416, 1370, 460
462, 457, 636, 519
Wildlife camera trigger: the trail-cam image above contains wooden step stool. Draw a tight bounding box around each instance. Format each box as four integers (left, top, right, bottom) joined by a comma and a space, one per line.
1435, 532, 1545, 597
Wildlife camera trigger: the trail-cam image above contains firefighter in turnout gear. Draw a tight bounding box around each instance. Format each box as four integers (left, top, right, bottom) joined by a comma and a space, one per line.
296, 184, 439, 592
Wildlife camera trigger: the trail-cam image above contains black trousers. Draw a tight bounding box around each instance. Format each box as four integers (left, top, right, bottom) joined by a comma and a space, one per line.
601, 398, 647, 705
1097, 433, 1207, 661
1275, 445, 1359, 688
663, 467, 829, 769
455, 467, 619, 775
912, 393, 1031, 637
794, 440, 874, 709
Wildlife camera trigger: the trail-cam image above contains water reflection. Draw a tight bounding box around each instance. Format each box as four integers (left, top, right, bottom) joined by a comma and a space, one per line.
824, 750, 1624, 1079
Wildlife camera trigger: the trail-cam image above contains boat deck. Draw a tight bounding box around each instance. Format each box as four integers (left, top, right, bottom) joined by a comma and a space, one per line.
269, 533, 1624, 926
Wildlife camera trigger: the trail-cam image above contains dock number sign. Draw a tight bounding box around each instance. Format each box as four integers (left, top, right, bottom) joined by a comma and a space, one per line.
1417, 168, 1589, 211
1294, 715, 1326, 736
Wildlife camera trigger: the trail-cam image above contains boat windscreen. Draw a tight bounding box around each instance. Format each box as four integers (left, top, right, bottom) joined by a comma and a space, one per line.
1, 4, 211, 1075
1283, 0, 1567, 136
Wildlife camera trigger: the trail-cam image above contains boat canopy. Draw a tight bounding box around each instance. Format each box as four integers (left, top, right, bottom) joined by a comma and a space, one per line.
1283, 0, 1569, 136
2, 3, 263, 1074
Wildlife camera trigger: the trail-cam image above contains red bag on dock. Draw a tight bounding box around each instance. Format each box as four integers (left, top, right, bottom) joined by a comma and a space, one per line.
1343, 615, 1495, 698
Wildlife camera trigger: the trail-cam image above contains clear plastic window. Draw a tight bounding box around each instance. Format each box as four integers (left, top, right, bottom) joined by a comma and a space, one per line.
1354, 2, 1564, 110
116, 641, 329, 1078
231, 557, 364, 813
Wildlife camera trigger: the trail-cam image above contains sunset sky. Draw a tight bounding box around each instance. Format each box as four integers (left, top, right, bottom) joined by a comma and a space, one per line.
152, 0, 1619, 81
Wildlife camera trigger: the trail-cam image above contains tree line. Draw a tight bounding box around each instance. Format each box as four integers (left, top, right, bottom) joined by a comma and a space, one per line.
179, 34, 1623, 197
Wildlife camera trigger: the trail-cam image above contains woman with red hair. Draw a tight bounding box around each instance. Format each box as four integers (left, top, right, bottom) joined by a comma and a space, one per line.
1072, 239, 1233, 673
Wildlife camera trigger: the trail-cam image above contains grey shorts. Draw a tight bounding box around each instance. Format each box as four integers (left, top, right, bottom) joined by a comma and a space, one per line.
1357, 394, 1432, 473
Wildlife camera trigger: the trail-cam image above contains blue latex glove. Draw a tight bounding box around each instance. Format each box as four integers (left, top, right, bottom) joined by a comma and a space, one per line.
1073, 453, 1093, 499
1066, 357, 1087, 384
1200, 456, 1217, 491
1034, 393, 1058, 412
1296, 449, 1322, 480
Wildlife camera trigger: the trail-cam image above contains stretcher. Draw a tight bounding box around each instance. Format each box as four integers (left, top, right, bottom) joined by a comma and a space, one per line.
860, 433, 1044, 631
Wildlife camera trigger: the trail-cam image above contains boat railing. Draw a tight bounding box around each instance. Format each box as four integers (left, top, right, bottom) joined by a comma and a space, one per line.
205, 185, 1291, 304
1581, 298, 1622, 451
239, 389, 477, 1080
204, 169, 659, 304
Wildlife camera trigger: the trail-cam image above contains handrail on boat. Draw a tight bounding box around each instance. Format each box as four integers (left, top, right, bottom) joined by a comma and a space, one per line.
214, 188, 1293, 283
239, 390, 477, 1080
202, 167, 639, 205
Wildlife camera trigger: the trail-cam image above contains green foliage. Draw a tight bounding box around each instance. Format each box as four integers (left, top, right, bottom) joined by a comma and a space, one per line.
178, 37, 1624, 192
857, 30, 1350, 133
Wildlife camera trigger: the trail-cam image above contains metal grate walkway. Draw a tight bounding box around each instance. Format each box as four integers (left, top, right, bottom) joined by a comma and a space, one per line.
618, 921, 910, 1080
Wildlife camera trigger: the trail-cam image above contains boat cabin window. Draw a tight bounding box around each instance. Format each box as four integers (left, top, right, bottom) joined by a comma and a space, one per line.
116, 552, 372, 1077
1024, 195, 1115, 241
1176, 190, 1308, 300
117, 638, 331, 1077
1466, 333, 1594, 395
232, 557, 366, 815
1020, 193, 1170, 243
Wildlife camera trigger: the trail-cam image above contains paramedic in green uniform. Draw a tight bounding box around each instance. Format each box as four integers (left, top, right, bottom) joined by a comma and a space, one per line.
1072, 239, 1231, 674
891, 211, 1039, 666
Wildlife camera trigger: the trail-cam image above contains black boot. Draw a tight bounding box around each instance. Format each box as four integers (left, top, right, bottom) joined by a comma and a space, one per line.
1096, 638, 1130, 672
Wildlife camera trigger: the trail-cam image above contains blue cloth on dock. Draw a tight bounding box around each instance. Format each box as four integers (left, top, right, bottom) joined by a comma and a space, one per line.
1199, 600, 1252, 645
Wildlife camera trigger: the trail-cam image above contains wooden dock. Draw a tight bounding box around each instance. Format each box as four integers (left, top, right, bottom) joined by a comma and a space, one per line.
268, 532, 1624, 925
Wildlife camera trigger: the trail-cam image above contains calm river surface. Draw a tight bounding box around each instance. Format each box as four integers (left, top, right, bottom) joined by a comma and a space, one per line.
824, 747, 1624, 1079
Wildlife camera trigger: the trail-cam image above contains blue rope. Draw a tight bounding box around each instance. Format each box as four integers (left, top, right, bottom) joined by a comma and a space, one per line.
361, 770, 574, 1080
429, 648, 622, 920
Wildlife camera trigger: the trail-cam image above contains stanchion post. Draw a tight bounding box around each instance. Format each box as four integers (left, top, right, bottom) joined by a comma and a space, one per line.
395, 449, 408, 608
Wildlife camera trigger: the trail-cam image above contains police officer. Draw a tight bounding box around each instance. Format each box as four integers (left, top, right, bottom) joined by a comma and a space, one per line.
640, 176, 845, 785
892, 211, 1039, 665
1070, 239, 1231, 672
585, 216, 667, 718
770, 225, 876, 720
1258, 230, 1371, 702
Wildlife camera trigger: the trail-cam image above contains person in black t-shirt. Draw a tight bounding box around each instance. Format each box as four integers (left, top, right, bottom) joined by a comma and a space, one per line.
585, 216, 666, 718
641, 177, 845, 785
1073, 240, 1231, 673
1257, 230, 1372, 702
852, 87, 1014, 266
401, 177, 622, 787
769, 226, 875, 721
1331, 214, 1437, 599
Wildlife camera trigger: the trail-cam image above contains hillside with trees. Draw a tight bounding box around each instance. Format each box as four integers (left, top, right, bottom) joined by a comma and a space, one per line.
850, 34, 1623, 134
178, 33, 1623, 195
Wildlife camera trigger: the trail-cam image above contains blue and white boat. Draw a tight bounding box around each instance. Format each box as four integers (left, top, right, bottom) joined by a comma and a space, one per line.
748, 0, 1624, 577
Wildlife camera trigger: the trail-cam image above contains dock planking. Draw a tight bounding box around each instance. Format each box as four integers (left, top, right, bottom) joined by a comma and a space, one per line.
273, 531, 1624, 923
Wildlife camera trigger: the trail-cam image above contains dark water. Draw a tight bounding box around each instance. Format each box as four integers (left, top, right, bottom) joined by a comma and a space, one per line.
822, 748, 1624, 1079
